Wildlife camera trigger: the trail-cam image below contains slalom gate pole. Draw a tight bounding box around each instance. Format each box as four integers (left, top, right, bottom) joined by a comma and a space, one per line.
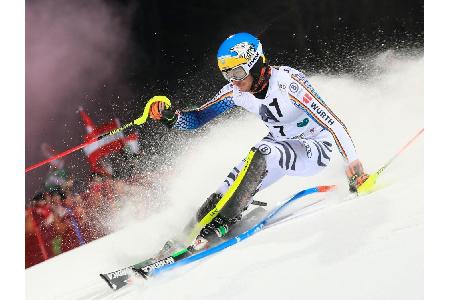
26, 140, 97, 173
25, 96, 171, 173
357, 128, 424, 194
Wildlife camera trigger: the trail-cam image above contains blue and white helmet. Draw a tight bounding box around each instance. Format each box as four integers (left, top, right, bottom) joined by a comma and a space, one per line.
217, 33, 266, 82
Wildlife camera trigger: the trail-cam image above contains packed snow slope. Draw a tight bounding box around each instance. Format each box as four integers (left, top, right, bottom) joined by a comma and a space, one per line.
26, 52, 423, 300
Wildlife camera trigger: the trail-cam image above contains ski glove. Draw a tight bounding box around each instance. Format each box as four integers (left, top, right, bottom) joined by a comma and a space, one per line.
149, 100, 178, 128
345, 159, 369, 193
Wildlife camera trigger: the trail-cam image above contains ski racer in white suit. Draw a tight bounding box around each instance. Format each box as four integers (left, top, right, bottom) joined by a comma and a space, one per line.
149, 32, 368, 244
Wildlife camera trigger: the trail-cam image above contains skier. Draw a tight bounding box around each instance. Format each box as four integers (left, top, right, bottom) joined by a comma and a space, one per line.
148, 32, 368, 249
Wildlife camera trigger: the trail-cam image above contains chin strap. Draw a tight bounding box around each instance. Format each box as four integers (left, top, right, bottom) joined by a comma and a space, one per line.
250, 65, 271, 94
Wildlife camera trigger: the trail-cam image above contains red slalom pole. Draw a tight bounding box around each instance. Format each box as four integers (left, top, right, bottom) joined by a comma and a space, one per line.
25, 139, 96, 173
25, 96, 171, 173
357, 128, 424, 194
382, 128, 424, 171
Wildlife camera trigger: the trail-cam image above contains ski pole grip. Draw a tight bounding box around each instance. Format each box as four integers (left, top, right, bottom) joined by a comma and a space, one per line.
134, 96, 172, 125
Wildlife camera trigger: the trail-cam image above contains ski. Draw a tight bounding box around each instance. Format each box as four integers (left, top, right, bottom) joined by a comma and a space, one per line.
99, 206, 267, 290
99, 205, 266, 290
99, 258, 155, 290
146, 185, 334, 277
100, 185, 335, 290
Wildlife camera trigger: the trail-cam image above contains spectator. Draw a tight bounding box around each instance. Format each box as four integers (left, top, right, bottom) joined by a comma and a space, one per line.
29, 192, 58, 259
25, 192, 48, 267
25, 169, 145, 267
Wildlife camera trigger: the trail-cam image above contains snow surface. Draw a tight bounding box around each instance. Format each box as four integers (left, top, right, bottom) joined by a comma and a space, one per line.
26, 52, 423, 300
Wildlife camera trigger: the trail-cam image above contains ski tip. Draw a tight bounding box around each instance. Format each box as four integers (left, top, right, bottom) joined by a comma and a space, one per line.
99, 273, 118, 290
317, 185, 336, 192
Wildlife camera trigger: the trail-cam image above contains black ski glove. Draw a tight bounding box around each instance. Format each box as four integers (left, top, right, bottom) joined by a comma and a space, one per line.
149, 100, 178, 128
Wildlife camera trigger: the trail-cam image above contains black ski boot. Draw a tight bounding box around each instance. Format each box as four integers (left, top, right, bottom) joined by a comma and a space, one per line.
192, 214, 240, 251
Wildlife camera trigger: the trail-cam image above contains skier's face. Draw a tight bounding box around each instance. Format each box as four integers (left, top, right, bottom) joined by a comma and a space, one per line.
231, 74, 253, 92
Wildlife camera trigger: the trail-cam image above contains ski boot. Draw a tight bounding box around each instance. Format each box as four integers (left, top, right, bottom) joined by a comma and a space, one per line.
192, 214, 241, 251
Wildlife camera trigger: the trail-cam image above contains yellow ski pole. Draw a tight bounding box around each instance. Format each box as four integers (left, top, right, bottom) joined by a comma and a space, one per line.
357, 128, 424, 195
25, 96, 171, 173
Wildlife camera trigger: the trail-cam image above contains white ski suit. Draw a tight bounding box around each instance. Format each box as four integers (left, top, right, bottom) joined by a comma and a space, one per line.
173, 66, 359, 195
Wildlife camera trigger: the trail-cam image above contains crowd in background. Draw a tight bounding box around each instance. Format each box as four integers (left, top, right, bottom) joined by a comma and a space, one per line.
25, 171, 130, 268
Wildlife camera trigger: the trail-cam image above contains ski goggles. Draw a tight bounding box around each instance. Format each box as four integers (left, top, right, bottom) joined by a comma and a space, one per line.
221, 64, 251, 82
